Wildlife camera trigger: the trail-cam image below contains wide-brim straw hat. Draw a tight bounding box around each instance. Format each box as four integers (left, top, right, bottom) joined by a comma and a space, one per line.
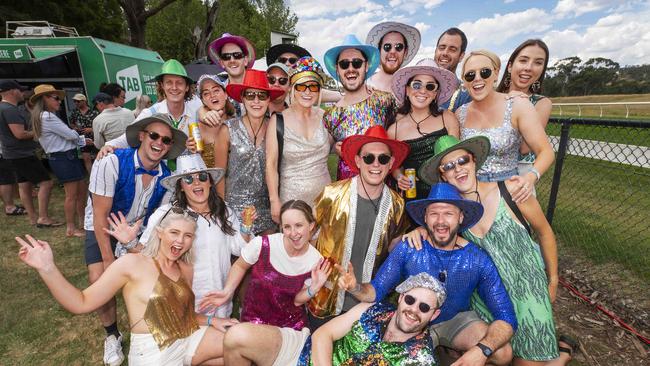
265, 43, 311, 66
365, 21, 421, 67
419, 135, 491, 186
208, 33, 256, 69
30, 84, 65, 105
225, 69, 285, 103
340, 125, 410, 174
125, 113, 188, 160
406, 182, 484, 232
323, 34, 380, 82
161, 153, 225, 190
391, 58, 459, 106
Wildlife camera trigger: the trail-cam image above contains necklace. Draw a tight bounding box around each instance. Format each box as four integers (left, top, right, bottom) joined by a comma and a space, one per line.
409, 113, 431, 136
431, 236, 459, 283
245, 116, 265, 146
359, 178, 380, 214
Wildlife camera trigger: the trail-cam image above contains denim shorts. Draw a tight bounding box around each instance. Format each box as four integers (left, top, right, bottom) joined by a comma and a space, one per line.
48, 149, 86, 183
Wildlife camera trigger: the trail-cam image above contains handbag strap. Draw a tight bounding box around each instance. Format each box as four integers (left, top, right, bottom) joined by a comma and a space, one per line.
275, 113, 284, 171
497, 181, 531, 235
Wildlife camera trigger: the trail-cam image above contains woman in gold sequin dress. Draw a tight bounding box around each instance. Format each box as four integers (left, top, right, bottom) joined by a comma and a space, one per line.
17, 210, 238, 365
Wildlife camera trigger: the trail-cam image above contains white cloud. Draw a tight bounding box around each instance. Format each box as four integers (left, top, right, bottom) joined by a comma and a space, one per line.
504, 0, 516, 3
553, 0, 627, 18
388, 0, 445, 15
459, 8, 553, 48
414, 22, 430, 33
289, 0, 383, 19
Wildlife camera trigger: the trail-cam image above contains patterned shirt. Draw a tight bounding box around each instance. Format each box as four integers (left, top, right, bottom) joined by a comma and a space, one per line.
70, 108, 99, 138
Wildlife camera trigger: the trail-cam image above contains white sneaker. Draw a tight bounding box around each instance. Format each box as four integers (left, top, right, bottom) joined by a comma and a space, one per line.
103, 333, 125, 366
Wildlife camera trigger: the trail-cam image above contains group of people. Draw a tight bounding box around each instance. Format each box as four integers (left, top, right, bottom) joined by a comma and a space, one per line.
5, 20, 578, 366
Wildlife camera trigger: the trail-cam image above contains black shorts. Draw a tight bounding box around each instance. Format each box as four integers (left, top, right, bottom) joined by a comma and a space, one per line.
0, 156, 17, 185
8, 156, 51, 184
48, 149, 86, 183
84, 230, 117, 265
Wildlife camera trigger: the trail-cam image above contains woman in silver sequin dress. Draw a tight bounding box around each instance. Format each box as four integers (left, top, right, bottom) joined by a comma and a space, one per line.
457, 49, 554, 202
266, 57, 333, 223
215, 70, 284, 234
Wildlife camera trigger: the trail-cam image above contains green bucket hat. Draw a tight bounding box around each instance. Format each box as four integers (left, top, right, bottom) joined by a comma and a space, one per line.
419, 135, 491, 186
150, 59, 194, 84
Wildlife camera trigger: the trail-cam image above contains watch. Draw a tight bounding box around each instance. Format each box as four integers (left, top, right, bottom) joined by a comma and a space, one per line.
476, 342, 493, 357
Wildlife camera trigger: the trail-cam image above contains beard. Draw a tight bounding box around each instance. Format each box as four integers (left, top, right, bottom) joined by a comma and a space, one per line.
381, 60, 401, 75
394, 309, 427, 335
426, 223, 460, 248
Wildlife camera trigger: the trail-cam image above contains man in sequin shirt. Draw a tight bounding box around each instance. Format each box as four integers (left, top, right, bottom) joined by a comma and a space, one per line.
222, 272, 445, 366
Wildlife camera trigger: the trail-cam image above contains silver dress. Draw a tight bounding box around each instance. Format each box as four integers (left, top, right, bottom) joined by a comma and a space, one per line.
224, 118, 275, 233
459, 97, 521, 181
279, 122, 331, 207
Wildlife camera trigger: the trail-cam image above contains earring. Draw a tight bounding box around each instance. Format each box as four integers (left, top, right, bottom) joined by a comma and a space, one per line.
532, 80, 541, 93
503, 72, 511, 88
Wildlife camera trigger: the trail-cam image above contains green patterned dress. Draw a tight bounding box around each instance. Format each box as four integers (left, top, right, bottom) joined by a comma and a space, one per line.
463, 198, 559, 361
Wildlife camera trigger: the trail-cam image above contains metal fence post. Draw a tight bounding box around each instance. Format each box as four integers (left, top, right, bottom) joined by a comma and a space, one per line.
546, 120, 572, 225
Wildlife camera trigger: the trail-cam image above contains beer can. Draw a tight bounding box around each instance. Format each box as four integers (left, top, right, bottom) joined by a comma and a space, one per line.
188, 122, 204, 152
405, 168, 417, 198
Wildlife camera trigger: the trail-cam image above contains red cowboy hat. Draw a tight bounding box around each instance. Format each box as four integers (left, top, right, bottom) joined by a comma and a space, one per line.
225, 69, 285, 103
341, 125, 410, 174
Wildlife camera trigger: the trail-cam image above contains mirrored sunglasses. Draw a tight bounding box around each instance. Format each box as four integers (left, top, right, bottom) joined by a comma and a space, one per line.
440, 154, 472, 172
410, 80, 439, 92
182, 172, 210, 185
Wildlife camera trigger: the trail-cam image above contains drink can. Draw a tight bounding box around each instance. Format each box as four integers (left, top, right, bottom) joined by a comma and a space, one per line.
188, 122, 204, 152
405, 168, 417, 198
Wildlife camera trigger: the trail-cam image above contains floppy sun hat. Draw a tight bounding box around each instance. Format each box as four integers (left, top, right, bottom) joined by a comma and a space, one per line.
30, 84, 65, 105
125, 113, 189, 160
225, 69, 285, 103
208, 33, 256, 69
340, 125, 410, 174
406, 182, 484, 232
365, 21, 421, 67
323, 34, 380, 82
265, 43, 311, 66
391, 58, 459, 106
419, 135, 491, 186
160, 153, 225, 190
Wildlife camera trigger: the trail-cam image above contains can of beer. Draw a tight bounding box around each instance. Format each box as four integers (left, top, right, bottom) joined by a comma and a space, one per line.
188, 122, 204, 152
405, 168, 417, 198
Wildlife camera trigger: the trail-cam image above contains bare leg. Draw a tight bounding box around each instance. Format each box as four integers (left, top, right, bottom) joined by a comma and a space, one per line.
18, 181, 36, 224
452, 321, 513, 366
223, 323, 284, 366
36, 179, 54, 223
82, 152, 93, 174
191, 327, 225, 366
75, 180, 88, 228
88, 262, 117, 327
63, 181, 79, 233
1, 183, 17, 212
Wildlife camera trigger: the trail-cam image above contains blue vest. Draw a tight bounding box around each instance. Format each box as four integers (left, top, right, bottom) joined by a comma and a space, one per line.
111, 148, 170, 225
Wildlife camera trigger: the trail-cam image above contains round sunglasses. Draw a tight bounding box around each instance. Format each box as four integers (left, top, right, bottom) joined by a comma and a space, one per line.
382, 43, 405, 53
267, 75, 288, 86
361, 153, 391, 165
144, 130, 173, 145
463, 67, 492, 82
182, 172, 210, 185
404, 294, 434, 313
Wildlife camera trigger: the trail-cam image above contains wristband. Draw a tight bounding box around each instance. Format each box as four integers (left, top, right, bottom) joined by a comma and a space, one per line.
123, 237, 139, 250
350, 283, 361, 294
207, 314, 214, 326
306, 286, 315, 298
240, 223, 252, 235
530, 167, 541, 182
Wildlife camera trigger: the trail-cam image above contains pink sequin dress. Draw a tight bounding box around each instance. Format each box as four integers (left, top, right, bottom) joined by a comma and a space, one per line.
241, 236, 312, 330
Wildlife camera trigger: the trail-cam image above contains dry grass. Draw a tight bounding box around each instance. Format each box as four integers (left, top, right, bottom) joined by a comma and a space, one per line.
550, 93, 650, 120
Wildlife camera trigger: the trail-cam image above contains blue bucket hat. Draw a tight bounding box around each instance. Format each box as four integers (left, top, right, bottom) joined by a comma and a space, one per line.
323, 34, 380, 82
406, 183, 484, 232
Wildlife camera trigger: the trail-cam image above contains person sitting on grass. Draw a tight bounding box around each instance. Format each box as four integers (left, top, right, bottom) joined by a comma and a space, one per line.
17, 209, 238, 365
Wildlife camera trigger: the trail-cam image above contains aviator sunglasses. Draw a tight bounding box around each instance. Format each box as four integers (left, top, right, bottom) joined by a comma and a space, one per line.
182, 172, 210, 185
277, 56, 298, 65
463, 67, 492, 82
294, 83, 321, 92
338, 58, 365, 70
267, 75, 288, 86
361, 153, 391, 165
160, 206, 199, 223
242, 91, 270, 101
382, 43, 405, 53
440, 154, 472, 172
410, 80, 439, 92
220, 52, 245, 61
144, 130, 173, 145
404, 294, 434, 313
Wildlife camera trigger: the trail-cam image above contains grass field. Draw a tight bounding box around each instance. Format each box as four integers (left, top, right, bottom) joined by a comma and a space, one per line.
550, 93, 650, 121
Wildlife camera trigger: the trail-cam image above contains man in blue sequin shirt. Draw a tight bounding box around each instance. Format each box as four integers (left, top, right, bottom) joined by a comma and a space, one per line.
338, 183, 517, 365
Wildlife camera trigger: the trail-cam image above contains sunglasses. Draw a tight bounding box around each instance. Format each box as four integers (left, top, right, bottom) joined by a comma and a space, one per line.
440, 154, 472, 172
47, 95, 62, 102
463, 67, 493, 82
361, 153, 391, 165
220, 52, 245, 61
242, 91, 270, 101
160, 205, 199, 223
182, 172, 210, 185
267, 75, 288, 86
382, 43, 405, 53
338, 58, 365, 70
410, 80, 439, 92
144, 130, 174, 145
277, 56, 298, 65
294, 83, 321, 92
404, 294, 434, 313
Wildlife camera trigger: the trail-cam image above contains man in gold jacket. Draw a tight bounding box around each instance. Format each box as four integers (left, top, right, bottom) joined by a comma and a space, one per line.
308, 126, 410, 328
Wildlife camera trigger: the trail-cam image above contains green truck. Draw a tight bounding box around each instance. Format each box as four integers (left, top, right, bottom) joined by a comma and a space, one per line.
0, 21, 163, 117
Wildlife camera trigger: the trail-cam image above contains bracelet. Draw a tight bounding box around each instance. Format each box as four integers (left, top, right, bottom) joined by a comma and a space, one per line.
240, 223, 252, 235
306, 286, 315, 298
207, 314, 214, 326
123, 237, 139, 250
530, 167, 541, 182
350, 284, 361, 294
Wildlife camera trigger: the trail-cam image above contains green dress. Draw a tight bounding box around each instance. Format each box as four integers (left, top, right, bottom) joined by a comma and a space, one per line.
463, 198, 559, 361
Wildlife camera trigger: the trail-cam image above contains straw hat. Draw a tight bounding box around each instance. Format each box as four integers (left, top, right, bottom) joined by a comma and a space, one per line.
30, 84, 65, 104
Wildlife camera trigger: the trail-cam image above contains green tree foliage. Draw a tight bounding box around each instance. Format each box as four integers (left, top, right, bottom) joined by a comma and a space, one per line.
0, 0, 126, 41
146, 0, 205, 63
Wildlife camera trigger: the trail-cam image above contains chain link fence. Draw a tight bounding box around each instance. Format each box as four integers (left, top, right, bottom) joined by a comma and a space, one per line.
536, 117, 650, 324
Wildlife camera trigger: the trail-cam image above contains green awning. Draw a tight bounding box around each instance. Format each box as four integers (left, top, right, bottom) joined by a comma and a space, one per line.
29, 46, 76, 61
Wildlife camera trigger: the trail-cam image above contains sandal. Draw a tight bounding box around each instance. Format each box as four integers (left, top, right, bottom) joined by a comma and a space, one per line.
5, 206, 27, 216
559, 335, 579, 356
66, 230, 86, 238
36, 221, 64, 228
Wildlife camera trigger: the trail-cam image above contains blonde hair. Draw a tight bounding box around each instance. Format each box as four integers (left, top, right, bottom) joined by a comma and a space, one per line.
133, 95, 152, 117
30, 97, 47, 139
142, 211, 197, 264
462, 49, 501, 75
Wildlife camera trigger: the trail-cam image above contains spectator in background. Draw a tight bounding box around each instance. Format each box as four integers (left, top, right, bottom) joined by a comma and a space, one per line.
133, 94, 152, 118
266, 62, 291, 115
435, 27, 473, 112
100, 82, 127, 109
70, 93, 99, 173
0, 139, 25, 216
31, 84, 90, 237
92, 92, 134, 149
0, 80, 59, 227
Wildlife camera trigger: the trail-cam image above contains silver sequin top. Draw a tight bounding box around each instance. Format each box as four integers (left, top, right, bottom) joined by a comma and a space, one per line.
224, 117, 275, 233
459, 98, 521, 180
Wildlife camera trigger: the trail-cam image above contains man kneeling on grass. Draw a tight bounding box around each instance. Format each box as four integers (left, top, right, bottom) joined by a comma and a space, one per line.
223, 272, 445, 365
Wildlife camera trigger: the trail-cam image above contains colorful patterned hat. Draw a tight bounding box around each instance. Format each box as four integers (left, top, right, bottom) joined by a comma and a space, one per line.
288, 57, 326, 85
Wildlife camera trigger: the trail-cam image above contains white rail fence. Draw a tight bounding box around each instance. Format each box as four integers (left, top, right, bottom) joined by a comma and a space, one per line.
553, 102, 650, 118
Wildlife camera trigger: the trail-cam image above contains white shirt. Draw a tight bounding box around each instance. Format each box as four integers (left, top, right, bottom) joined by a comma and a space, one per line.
241, 233, 322, 276
139, 203, 247, 317
38, 111, 80, 153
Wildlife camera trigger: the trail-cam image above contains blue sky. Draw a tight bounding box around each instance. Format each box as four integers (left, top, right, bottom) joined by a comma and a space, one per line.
285, 0, 650, 76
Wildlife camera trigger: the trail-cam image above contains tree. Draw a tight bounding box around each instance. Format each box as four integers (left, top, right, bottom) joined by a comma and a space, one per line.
146, 0, 205, 63
193, 0, 221, 60
119, 0, 179, 47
